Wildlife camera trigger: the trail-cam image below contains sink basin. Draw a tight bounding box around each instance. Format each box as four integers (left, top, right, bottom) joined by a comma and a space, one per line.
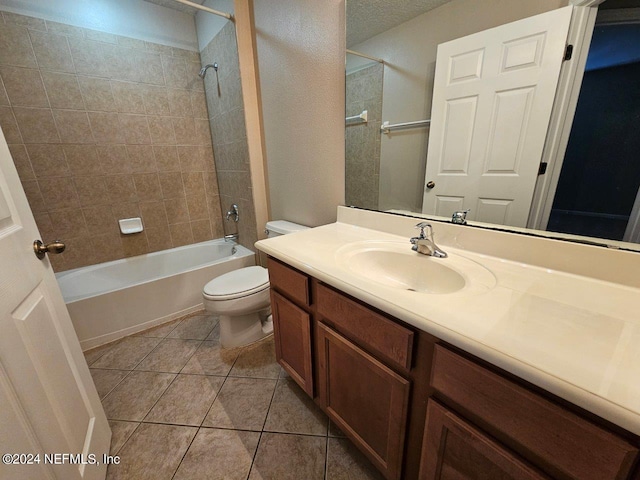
336, 241, 496, 295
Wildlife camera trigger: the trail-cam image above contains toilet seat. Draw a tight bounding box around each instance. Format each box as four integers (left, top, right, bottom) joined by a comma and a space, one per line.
203, 266, 269, 301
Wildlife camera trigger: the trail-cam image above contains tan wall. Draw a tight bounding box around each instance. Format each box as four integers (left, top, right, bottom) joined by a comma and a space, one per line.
349, 0, 568, 212
253, 0, 346, 227
0, 11, 224, 272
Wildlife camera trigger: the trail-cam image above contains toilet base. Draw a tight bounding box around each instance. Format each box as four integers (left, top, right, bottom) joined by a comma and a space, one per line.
219, 307, 272, 349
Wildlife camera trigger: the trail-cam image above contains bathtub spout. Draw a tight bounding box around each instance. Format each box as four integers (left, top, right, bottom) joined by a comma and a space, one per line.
224, 233, 239, 243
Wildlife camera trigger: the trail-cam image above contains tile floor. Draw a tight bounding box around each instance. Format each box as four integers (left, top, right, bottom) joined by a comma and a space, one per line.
84, 311, 384, 480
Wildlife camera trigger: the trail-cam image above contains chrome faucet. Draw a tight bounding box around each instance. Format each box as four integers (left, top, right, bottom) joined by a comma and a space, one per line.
224, 233, 239, 242
226, 204, 239, 222
451, 209, 470, 225
410, 222, 447, 258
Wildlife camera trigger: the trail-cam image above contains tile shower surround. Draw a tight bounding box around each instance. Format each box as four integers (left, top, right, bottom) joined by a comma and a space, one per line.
201, 21, 258, 251
345, 63, 383, 210
0, 11, 225, 271
85, 311, 384, 479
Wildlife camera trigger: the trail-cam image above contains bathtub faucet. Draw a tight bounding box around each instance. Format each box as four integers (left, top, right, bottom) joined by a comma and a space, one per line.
224, 233, 239, 243
226, 204, 239, 222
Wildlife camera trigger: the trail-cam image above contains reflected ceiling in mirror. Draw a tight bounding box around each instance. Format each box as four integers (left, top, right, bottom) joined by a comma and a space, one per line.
345, 0, 640, 251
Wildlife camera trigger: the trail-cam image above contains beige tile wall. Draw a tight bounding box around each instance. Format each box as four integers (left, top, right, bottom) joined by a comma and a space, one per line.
201, 22, 257, 251
345, 63, 383, 210
0, 11, 224, 271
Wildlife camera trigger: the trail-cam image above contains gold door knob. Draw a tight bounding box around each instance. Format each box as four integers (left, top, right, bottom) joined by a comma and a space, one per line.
33, 240, 66, 259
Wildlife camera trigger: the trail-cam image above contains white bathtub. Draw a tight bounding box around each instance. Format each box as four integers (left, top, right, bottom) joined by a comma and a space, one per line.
56, 240, 255, 350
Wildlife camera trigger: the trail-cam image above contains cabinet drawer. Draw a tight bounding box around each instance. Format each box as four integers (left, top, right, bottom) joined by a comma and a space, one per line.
316, 283, 414, 372
431, 345, 639, 480
267, 257, 310, 306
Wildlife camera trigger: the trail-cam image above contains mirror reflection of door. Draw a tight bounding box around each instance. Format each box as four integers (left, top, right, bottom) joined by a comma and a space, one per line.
548, 15, 640, 242
421, 7, 573, 228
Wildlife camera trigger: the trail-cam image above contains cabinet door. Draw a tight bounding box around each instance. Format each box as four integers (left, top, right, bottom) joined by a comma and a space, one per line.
419, 400, 549, 480
317, 322, 410, 480
271, 290, 313, 396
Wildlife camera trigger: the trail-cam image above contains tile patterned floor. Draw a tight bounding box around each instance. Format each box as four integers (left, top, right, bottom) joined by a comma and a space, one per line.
84, 311, 384, 480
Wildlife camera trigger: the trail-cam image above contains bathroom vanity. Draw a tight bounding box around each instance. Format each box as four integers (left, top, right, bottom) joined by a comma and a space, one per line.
255, 208, 640, 480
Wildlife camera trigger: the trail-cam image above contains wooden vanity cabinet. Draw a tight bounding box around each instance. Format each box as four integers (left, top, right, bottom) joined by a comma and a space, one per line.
266, 257, 640, 480
427, 345, 640, 480
316, 321, 410, 480
419, 400, 549, 480
268, 258, 314, 396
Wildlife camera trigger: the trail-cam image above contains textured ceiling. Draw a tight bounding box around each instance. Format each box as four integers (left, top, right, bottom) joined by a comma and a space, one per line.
147, 0, 454, 46
143, 0, 206, 15
347, 0, 453, 47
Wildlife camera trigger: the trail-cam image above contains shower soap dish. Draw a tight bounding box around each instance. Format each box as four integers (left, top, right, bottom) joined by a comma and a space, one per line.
119, 217, 144, 234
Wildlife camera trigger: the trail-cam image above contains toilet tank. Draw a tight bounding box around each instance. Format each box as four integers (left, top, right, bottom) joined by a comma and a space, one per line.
265, 220, 309, 238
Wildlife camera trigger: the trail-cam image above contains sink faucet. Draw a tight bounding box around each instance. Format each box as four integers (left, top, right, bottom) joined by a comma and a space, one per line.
451, 209, 470, 225
410, 222, 447, 258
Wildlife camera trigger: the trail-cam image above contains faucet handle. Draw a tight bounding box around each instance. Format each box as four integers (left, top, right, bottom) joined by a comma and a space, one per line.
452, 209, 470, 225
414, 222, 432, 239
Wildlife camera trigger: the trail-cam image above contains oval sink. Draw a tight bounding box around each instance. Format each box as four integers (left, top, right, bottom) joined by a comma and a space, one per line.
336, 241, 496, 295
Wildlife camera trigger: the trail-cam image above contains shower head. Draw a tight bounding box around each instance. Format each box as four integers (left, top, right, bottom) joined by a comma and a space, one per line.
199, 62, 218, 78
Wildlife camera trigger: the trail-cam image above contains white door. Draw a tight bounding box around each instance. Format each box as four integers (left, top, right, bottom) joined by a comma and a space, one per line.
422, 6, 573, 227
0, 127, 110, 479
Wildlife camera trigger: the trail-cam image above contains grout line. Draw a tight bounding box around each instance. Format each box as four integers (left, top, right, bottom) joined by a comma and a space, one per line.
260, 373, 280, 432
170, 424, 200, 480
246, 431, 262, 480
111, 421, 141, 457
198, 374, 229, 428
324, 435, 329, 480
95, 368, 133, 402
140, 371, 182, 424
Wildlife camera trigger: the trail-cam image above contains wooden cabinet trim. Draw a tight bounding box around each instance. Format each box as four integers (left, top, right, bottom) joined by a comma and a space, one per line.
267, 257, 310, 306
271, 291, 314, 396
317, 322, 410, 480
431, 345, 639, 480
316, 283, 414, 372
419, 400, 550, 480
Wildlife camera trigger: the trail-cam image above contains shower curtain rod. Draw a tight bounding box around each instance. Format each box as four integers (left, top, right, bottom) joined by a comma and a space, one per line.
346, 49, 384, 64
172, 0, 234, 20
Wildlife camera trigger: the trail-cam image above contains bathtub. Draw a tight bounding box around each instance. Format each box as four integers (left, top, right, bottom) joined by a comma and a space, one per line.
56, 240, 255, 350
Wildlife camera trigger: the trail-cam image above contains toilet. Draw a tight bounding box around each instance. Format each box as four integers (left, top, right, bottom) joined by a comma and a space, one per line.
202, 220, 309, 348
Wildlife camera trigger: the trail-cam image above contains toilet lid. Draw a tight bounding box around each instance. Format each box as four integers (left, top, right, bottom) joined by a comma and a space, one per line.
203, 266, 269, 300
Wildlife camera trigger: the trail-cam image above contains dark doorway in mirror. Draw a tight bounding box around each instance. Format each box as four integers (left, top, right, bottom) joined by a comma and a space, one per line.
549, 22, 640, 242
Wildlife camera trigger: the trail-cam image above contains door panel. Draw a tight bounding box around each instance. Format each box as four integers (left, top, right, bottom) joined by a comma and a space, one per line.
271, 290, 313, 396
0, 126, 110, 479
423, 7, 573, 227
317, 322, 410, 480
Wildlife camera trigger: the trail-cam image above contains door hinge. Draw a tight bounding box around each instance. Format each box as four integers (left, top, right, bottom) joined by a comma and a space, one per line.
563, 44, 573, 61
538, 162, 548, 175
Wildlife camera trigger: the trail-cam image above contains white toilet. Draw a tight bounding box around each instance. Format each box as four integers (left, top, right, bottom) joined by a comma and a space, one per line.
202, 220, 309, 348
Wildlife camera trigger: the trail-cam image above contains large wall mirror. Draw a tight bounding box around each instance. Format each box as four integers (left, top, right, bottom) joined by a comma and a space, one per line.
345, 0, 640, 251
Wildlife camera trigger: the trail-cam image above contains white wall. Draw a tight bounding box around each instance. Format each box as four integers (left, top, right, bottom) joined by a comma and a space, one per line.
195, 0, 234, 51
0, 0, 198, 50
349, 0, 567, 212
253, 0, 345, 227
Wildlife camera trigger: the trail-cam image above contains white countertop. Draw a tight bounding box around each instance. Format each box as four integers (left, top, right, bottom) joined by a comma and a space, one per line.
256, 221, 640, 436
